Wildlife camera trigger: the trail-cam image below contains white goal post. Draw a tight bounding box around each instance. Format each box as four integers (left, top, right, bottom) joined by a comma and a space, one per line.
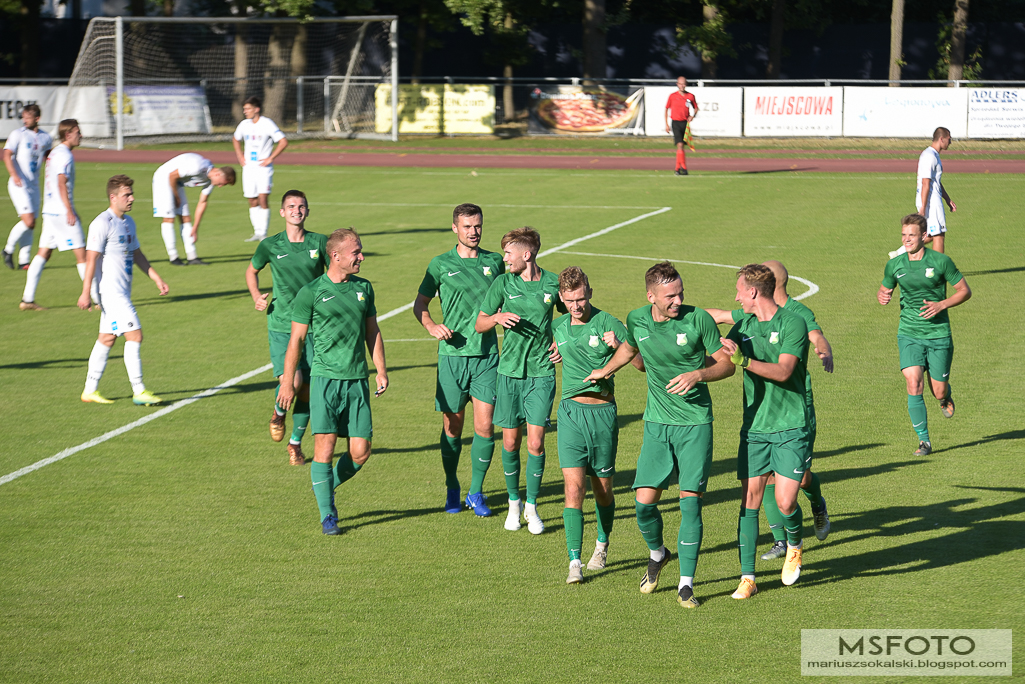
62, 15, 399, 149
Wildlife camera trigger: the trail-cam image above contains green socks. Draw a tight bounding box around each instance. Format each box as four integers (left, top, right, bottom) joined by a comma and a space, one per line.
763, 483, 787, 543
802, 471, 824, 512
525, 452, 546, 504
311, 461, 334, 522
332, 453, 362, 488
738, 507, 760, 574
635, 500, 664, 551
563, 507, 584, 561
677, 497, 703, 577
290, 398, 309, 444
908, 394, 930, 442
502, 448, 520, 501
468, 434, 495, 495
781, 503, 803, 547
440, 431, 462, 490
595, 500, 615, 544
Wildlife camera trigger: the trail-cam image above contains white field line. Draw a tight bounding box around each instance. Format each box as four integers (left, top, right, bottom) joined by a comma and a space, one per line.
559, 250, 820, 301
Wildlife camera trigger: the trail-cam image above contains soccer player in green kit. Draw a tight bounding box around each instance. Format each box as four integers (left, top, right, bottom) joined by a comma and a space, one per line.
475, 227, 564, 535
585, 262, 735, 608
413, 204, 504, 516
277, 228, 388, 535
246, 190, 328, 466
721, 264, 811, 599
552, 266, 644, 584
706, 259, 834, 560
878, 213, 971, 456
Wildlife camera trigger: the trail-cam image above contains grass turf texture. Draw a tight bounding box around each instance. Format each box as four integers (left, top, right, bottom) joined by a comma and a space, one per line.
1, 162, 1022, 683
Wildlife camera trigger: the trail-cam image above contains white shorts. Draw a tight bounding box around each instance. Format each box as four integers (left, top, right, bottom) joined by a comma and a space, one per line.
916, 199, 946, 237
242, 163, 274, 198
152, 176, 190, 219
39, 213, 84, 251
98, 293, 141, 337
7, 178, 39, 217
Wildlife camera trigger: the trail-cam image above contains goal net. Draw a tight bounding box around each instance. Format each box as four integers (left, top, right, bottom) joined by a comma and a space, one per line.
61, 16, 398, 148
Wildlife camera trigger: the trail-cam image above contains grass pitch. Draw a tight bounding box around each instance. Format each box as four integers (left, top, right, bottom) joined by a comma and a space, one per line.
0, 161, 1022, 683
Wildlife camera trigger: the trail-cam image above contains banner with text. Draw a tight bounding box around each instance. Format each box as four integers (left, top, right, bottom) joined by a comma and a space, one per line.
967, 88, 1025, 138
643, 87, 743, 137
0, 87, 68, 138
375, 84, 495, 134
105, 86, 212, 136
527, 86, 643, 135
743, 87, 843, 137
843, 87, 968, 138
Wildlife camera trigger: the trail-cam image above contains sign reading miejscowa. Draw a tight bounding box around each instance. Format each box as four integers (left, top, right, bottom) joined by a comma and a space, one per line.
743, 87, 843, 137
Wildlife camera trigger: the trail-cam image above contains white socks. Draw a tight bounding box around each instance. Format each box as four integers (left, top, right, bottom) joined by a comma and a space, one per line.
5, 221, 33, 263
84, 340, 111, 393
161, 222, 179, 261
22, 254, 46, 302
180, 222, 197, 260
249, 207, 270, 239
650, 545, 666, 562
679, 575, 693, 590
124, 340, 145, 394
742, 573, 756, 582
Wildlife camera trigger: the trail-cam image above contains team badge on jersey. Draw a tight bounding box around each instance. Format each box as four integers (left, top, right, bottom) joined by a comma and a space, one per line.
589, 335, 600, 348
356, 292, 365, 301
310, 249, 319, 259
482, 266, 492, 276
925, 268, 935, 278
769, 332, 780, 344
543, 293, 552, 304
677, 333, 688, 346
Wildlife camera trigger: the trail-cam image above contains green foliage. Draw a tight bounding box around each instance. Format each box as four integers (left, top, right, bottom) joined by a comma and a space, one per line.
676, 1, 737, 61
928, 13, 983, 81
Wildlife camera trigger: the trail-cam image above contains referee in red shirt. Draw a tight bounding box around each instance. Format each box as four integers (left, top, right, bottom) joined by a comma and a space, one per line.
665, 76, 698, 176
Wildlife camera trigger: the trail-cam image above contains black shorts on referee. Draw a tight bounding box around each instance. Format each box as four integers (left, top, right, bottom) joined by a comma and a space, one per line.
671, 119, 688, 145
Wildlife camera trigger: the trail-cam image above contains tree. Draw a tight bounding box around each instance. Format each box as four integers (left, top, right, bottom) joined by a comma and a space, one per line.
582, 0, 605, 83
889, 0, 904, 83
766, 0, 784, 78
947, 0, 968, 80
676, 0, 735, 79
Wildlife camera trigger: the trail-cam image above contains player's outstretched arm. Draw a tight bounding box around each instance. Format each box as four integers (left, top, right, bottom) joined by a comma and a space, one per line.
77, 250, 101, 310
245, 264, 270, 311
413, 293, 452, 340
703, 307, 735, 326
920, 277, 971, 319
134, 249, 169, 295
278, 322, 308, 411
877, 285, 894, 306
365, 316, 389, 396
808, 329, 834, 373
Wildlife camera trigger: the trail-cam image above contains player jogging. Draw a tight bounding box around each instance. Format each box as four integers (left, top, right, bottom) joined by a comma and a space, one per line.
890, 127, 956, 258
413, 203, 504, 516
233, 96, 288, 243
20, 119, 94, 311
277, 228, 388, 535
586, 261, 734, 607
3, 104, 51, 270
878, 213, 970, 456
78, 175, 168, 406
721, 263, 812, 599
245, 190, 328, 466
665, 76, 697, 176
705, 260, 834, 561
475, 227, 563, 535
553, 266, 642, 584
152, 153, 235, 266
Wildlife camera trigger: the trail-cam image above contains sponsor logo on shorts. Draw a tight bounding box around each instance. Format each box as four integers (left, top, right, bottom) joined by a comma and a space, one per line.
769, 332, 780, 344
599, 467, 613, 473
794, 468, 804, 474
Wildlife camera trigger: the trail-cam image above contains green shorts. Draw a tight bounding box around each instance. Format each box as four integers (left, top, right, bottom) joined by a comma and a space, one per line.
898, 335, 953, 381
494, 374, 556, 429
268, 329, 313, 381
737, 428, 810, 483
310, 376, 373, 439
557, 399, 618, 477
435, 354, 499, 413
633, 422, 713, 493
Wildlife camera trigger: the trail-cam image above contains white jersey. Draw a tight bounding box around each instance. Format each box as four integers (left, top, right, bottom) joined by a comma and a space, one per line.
915, 147, 943, 214
3, 126, 52, 183
156, 153, 215, 197
42, 143, 75, 216
233, 116, 285, 164
86, 208, 138, 298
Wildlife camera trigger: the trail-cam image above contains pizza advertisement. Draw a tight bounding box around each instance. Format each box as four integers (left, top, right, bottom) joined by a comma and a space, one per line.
527, 86, 643, 135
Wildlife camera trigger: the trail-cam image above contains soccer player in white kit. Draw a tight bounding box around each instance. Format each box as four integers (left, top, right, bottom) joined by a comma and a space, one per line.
79, 175, 168, 406
233, 96, 288, 243
152, 153, 235, 265
890, 126, 956, 258
3, 104, 51, 270
20, 119, 95, 311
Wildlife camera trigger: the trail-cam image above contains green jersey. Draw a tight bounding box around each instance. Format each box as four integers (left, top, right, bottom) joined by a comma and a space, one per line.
292, 274, 377, 381
882, 250, 963, 339
552, 307, 628, 400
625, 304, 723, 427
417, 247, 505, 357
251, 231, 329, 333
480, 268, 562, 379
725, 307, 809, 434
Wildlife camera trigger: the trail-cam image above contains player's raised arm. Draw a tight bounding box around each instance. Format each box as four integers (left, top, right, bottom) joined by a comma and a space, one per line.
365, 315, 388, 396
703, 306, 736, 326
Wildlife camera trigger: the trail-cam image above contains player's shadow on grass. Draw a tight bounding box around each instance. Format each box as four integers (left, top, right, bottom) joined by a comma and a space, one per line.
343, 505, 450, 531
136, 289, 252, 305
937, 429, 1025, 453
155, 379, 279, 398
961, 266, 1025, 277
0, 357, 90, 370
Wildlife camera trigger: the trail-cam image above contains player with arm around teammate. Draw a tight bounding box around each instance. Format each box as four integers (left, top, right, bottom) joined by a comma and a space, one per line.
152, 153, 235, 266
3, 104, 51, 270
585, 262, 734, 607
233, 96, 288, 243
878, 214, 970, 456
78, 175, 168, 406
890, 127, 956, 258
277, 228, 388, 535
413, 203, 504, 516
245, 190, 328, 466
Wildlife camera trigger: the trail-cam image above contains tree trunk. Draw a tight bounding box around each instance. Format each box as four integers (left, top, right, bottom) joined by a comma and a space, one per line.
163, 0, 173, 17
582, 0, 606, 85
700, 3, 718, 79
263, 23, 290, 124
412, 2, 428, 84
889, 0, 905, 84
19, 0, 40, 79
766, 0, 785, 78
233, 26, 249, 122
947, 0, 969, 82
502, 13, 515, 122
